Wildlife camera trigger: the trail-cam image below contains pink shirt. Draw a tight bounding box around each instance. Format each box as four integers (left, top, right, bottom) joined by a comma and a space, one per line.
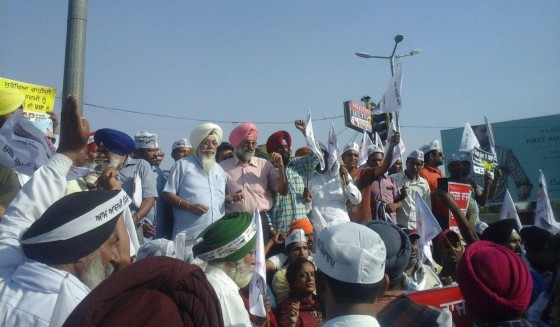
220, 156, 280, 212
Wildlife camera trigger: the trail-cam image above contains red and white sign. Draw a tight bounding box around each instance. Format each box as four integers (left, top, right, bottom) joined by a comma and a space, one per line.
408, 285, 472, 327
448, 182, 471, 233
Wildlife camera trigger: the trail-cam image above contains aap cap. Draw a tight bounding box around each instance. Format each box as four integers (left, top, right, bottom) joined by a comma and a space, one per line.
315, 222, 386, 284
407, 149, 424, 161
447, 153, 461, 164
367, 145, 384, 156
172, 138, 191, 151
285, 229, 306, 248
342, 142, 359, 155
420, 140, 441, 153
134, 131, 159, 149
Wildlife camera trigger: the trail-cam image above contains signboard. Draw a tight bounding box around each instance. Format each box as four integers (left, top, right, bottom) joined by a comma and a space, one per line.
0, 77, 56, 121
408, 285, 472, 327
343, 100, 372, 133
471, 147, 496, 176
448, 182, 471, 233
441, 114, 560, 202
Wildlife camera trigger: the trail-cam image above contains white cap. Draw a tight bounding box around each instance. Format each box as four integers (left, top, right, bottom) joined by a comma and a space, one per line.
342, 142, 359, 155
315, 222, 386, 284
459, 153, 469, 162
285, 229, 306, 248
172, 138, 192, 151
420, 140, 441, 153
447, 153, 460, 164
368, 145, 384, 156
134, 131, 159, 149
407, 149, 424, 161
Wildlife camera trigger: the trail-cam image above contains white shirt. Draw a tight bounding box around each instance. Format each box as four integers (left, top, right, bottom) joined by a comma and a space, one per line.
307, 163, 361, 224
390, 171, 431, 230
205, 264, 251, 327
0, 154, 89, 326
322, 314, 381, 327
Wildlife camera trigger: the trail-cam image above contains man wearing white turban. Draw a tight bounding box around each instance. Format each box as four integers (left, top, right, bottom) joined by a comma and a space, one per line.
163, 123, 240, 264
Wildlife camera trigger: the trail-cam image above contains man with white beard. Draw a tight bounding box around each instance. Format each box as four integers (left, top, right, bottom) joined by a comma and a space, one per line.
94, 128, 157, 244
163, 123, 241, 264
193, 212, 256, 327
0, 95, 132, 326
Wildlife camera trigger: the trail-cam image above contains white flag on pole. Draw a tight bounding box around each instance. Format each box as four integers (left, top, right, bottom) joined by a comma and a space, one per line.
385, 120, 405, 169
375, 65, 403, 114
415, 192, 442, 265
0, 110, 56, 176
499, 190, 522, 230
327, 123, 340, 170
249, 206, 267, 317
484, 116, 498, 163
373, 132, 384, 149
535, 170, 560, 234
305, 110, 325, 171
459, 122, 481, 152
358, 131, 374, 167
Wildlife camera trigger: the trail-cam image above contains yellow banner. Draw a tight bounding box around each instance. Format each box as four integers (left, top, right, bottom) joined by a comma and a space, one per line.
0, 77, 56, 121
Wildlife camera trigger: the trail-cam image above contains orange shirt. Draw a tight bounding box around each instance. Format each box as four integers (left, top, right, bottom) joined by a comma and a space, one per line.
419, 165, 449, 226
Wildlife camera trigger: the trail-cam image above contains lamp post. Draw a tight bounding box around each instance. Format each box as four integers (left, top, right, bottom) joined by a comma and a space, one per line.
355, 34, 421, 130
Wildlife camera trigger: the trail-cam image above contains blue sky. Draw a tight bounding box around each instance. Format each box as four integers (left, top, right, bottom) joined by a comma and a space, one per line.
2, 1, 559, 169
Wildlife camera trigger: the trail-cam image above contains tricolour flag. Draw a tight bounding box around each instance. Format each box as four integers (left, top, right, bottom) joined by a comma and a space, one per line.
415, 192, 442, 265
249, 206, 267, 317
358, 131, 374, 167
375, 64, 403, 114
459, 122, 481, 152
499, 190, 522, 230
305, 110, 325, 171
535, 170, 560, 234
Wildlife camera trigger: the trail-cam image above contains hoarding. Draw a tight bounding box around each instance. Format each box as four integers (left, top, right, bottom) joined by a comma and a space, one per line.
343, 100, 372, 133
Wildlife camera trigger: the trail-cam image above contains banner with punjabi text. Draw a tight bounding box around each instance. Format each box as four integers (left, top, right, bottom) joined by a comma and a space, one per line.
0, 77, 56, 121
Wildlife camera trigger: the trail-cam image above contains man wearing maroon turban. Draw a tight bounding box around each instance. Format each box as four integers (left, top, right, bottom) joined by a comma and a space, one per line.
265, 120, 319, 234
220, 122, 288, 243
457, 241, 533, 326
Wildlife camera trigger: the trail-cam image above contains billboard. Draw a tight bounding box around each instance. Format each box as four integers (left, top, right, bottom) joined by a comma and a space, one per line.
441, 114, 560, 202
343, 100, 372, 133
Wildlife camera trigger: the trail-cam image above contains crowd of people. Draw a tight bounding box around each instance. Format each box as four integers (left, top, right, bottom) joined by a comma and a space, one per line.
0, 88, 559, 327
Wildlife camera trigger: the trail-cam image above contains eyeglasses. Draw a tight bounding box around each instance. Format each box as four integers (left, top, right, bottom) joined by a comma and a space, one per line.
200, 140, 218, 147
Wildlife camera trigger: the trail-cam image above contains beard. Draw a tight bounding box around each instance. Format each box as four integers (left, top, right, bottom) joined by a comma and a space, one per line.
107, 155, 123, 169
198, 149, 216, 173
80, 251, 115, 290
230, 259, 254, 289
236, 147, 255, 162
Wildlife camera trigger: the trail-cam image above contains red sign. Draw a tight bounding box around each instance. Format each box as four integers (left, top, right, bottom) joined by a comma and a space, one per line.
408, 285, 473, 327
447, 182, 471, 233
343, 100, 372, 133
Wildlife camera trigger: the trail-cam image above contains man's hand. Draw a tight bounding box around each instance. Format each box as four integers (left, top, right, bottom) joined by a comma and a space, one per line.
339, 164, 349, 185
272, 231, 286, 245
271, 152, 285, 170
388, 131, 401, 147
188, 203, 209, 215
386, 203, 399, 213
289, 301, 300, 327
295, 119, 306, 133
142, 222, 156, 237
303, 187, 312, 203
97, 167, 121, 190
57, 95, 89, 166
225, 190, 244, 203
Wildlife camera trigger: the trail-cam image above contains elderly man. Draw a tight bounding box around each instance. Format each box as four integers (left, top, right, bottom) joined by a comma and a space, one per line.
171, 138, 192, 161
343, 132, 400, 224
390, 149, 431, 229
220, 123, 287, 243
95, 129, 157, 243
164, 123, 237, 263
193, 212, 257, 327
0, 96, 131, 326
134, 131, 167, 239
266, 120, 319, 233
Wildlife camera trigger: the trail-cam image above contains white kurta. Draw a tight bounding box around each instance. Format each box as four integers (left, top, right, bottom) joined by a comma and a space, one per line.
0, 154, 90, 326
204, 264, 251, 327
322, 314, 381, 327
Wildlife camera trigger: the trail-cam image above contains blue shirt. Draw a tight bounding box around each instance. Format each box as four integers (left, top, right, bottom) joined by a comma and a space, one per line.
164, 156, 227, 240
117, 156, 158, 215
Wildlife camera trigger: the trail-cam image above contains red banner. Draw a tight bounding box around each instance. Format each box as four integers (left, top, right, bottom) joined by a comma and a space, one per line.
408, 285, 472, 327
447, 182, 471, 233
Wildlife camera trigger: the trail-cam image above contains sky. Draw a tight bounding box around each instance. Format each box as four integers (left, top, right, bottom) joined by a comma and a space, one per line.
2, 1, 559, 170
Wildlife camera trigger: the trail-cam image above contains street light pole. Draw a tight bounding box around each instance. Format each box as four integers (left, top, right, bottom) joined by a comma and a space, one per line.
355, 34, 421, 131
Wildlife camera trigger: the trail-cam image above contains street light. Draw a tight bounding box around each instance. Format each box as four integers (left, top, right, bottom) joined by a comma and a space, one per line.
355, 34, 421, 129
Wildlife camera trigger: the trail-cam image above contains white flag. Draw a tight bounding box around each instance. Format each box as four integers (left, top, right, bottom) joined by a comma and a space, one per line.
375, 64, 403, 114
459, 122, 481, 152
305, 110, 325, 171
358, 132, 374, 167
415, 192, 442, 265
373, 132, 383, 149
249, 206, 267, 317
0, 110, 56, 176
535, 170, 560, 234
327, 123, 340, 169
484, 116, 498, 164
385, 120, 405, 169
499, 190, 522, 230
